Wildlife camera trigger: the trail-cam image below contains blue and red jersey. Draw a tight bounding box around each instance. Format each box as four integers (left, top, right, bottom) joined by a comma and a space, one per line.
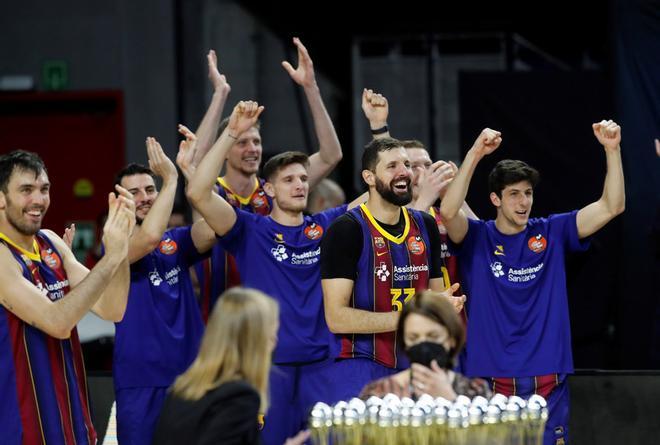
452, 211, 589, 377
195, 177, 272, 322
336, 204, 432, 369
218, 205, 346, 364
0, 231, 96, 445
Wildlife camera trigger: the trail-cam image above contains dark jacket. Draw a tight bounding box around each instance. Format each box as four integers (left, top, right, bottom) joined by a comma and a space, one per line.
152, 380, 261, 445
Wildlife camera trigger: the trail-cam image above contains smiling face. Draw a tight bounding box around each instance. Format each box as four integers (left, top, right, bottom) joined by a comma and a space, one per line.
120, 173, 158, 223
225, 127, 263, 177
266, 162, 309, 213
491, 180, 534, 233
370, 147, 413, 206
0, 168, 50, 236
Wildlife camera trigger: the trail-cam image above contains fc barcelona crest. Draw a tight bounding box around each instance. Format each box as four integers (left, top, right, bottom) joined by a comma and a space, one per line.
374, 236, 386, 249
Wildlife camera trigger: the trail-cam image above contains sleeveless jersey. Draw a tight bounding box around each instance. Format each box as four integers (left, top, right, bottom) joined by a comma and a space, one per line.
336, 204, 432, 369
0, 231, 96, 445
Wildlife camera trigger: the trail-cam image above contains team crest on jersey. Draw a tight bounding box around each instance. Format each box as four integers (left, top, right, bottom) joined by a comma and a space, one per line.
40, 248, 61, 269
251, 191, 267, 209
21, 254, 32, 267
159, 238, 178, 255
528, 234, 547, 253
304, 223, 324, 240
406, 236, 425, 255
226, 193, 239, 207
374, 236, 386, 249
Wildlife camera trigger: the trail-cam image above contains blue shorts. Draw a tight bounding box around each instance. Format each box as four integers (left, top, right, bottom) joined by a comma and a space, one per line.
489, 374, 569, 445
261, 359, 335, 445
115, 386, 168, 445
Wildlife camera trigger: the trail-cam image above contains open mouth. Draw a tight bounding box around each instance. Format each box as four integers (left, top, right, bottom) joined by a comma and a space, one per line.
393, 179, 410, 193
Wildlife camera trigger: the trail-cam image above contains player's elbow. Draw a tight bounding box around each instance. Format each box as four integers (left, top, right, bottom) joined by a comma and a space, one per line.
45, 323, 74, 340
325, 311, 344, 334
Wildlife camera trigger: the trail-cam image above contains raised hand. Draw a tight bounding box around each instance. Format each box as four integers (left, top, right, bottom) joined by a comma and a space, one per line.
146, 137, 178, 184
207, 49, 231, 97
417, 160, 456, 205
592, 120, 621, 152
227, 101, 265, 139
62, 223, 76, 249
102, 188, 136, 259
176, 124, 198, 181
471, 128, 502, 157
361, 88, 389, 129
439, 282, 466, 313
281, 37, 316, 88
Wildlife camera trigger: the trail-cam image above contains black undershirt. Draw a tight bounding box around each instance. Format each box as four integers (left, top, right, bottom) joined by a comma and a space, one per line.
321, 208, 443, 280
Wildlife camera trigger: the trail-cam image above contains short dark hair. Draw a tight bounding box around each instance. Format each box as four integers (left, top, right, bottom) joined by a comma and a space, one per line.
217, 116, 261, 139
361, 137, 404, 172
262, 151, 309, 182
488, 159, 540, 197
114, 163, 155, 187
0, 150, 47, 193
401, 139, 427, 150
397, 290, 466, 366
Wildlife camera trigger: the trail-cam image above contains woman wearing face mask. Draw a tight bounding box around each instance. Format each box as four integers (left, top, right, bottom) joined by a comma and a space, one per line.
152, 287, 309, 445
360, 290, 491, 401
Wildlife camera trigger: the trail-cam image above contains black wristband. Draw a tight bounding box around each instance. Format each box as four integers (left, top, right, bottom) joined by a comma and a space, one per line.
370, 125, 388, 135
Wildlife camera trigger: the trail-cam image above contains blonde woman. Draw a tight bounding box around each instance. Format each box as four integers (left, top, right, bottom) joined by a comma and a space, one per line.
152, 287, 308, 445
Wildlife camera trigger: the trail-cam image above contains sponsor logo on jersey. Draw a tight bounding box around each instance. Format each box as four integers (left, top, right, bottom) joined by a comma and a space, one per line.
274, 233, 285, 243
159, 238, 178, 255
494, 245, 505, 256
528, 234, 547, 253
406, 236, 425, 255
374, 236, 386, 249
490, 262, 505, 277
149, 270, 163, 286
491, 261, 544, 282
271, 244, 289, 262
304, 223, 324, 240
252, 192, 267, 209
375, 262, 390, 282
40, 248, 61, 269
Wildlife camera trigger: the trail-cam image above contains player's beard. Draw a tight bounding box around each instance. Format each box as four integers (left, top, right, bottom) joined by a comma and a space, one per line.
375, 176, 412, 207
4, 196, 44, 236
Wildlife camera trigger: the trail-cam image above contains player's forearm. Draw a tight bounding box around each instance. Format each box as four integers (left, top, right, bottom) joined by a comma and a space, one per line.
326, 306, 399, 334
440, 149, 481, 221
188, 131, 234, 204
304, 84, 343, 183
601, 148, 625, 217
92, 257, 130, 322
193, 91, 229, 166
47, 253, 124, 338
138, 180, 177, 245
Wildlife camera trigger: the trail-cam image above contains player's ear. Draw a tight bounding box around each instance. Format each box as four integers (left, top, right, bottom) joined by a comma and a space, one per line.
0, 191, 6, 210
489, 192, 501, 208
362, 169, 375, 187
264, 182, 275, 198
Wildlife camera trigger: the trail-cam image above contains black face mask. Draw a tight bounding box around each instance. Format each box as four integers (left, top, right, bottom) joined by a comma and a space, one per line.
406, 341, 451, 369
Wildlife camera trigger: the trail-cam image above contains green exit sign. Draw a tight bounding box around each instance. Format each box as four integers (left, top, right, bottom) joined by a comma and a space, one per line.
42, 61, 68, 90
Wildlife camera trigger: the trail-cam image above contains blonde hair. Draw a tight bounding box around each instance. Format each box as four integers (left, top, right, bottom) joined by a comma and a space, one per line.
171, 287, 279, 412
